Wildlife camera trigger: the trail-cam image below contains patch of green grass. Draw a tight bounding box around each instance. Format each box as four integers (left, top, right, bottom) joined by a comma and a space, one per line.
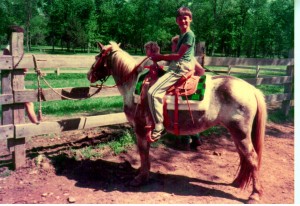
0, 169, 11, 177
68, 129, 136, 160
70, 146, 102, 160
206, 65, 286, 78
80, 146, 102, 159
24, 73, 122, 116
268, 107, 294, 123
257, 84, 284, 95
200, 126, 224, 137
25, 73, 116, 89
108, 129, 135, 155
37, 96, 123, 116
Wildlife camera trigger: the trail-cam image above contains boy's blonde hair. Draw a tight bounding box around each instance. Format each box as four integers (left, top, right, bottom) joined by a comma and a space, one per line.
176, 6, 192, 19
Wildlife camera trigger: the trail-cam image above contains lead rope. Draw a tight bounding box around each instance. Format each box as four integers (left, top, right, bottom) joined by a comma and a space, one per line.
32, 55, 43, 121
32, 55, 103, 102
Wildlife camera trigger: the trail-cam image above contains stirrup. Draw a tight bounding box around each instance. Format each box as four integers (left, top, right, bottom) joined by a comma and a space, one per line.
149, 128, 167, 142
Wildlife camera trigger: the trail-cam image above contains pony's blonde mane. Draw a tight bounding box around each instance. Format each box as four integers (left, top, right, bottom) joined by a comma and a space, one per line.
109, 41, 137, 81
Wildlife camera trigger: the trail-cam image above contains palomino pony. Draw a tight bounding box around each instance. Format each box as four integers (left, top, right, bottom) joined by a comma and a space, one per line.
87, 42, 267, 203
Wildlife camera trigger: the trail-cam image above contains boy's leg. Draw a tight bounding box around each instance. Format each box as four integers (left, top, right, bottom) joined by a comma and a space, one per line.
148, 71, 181, 132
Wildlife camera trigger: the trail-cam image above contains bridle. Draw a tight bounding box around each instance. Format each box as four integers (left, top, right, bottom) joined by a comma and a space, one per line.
89, 46, 114, 84
89, 46, 150, 86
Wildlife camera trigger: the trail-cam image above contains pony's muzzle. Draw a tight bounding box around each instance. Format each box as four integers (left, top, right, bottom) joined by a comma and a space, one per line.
87, 70, 96, 83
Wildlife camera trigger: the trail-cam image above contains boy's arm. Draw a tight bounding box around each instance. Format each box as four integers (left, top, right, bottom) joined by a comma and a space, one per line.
171, 35, 179, 53
151, 44, 190, 62
194, 58, 205, 76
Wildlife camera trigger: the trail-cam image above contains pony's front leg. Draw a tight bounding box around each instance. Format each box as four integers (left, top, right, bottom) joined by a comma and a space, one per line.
130, 127, 151, 186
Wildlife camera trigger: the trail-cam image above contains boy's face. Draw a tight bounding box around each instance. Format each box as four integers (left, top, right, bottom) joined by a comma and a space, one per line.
176, 15, 192, 31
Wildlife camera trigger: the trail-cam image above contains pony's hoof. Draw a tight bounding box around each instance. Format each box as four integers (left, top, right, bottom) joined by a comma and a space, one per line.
231, 179, 240, 188
247, 193, 261, 204
247, 198, 259, 204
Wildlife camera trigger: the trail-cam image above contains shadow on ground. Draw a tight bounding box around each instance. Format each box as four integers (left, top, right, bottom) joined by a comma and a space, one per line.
48, 153, 246, 203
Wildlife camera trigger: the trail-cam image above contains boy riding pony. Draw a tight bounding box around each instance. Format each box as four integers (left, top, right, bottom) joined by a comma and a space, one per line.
148, 7, 197, 140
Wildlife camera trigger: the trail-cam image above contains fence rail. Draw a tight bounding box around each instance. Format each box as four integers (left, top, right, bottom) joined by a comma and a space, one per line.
0, 32, 294, 169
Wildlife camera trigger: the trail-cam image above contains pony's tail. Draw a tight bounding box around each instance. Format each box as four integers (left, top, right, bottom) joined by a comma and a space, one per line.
234, 89, 267, 189
252, 89, 267, 169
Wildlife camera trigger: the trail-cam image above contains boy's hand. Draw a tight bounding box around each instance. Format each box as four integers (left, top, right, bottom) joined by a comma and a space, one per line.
150, 54, 161, 62
171, 35, 179, 43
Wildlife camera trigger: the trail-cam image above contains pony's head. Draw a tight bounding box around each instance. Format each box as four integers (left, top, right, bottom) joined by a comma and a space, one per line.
87, 42, 120, 83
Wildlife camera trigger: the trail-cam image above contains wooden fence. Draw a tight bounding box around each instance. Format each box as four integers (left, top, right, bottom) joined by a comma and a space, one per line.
0, 32, 294, 169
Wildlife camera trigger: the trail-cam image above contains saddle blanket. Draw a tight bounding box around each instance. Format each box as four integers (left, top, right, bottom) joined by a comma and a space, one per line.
133, 70, 210, 111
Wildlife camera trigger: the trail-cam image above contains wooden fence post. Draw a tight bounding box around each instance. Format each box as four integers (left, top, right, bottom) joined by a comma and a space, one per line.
56, 68, 60, 75
196, 42, 205, 66
281, 65, 294, 116
4, 31, 27, 169
256, 65, 260, 78
228, 65, 232, 75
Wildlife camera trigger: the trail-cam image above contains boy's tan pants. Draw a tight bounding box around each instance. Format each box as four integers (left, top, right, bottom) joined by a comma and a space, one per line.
147, 60, 195, 126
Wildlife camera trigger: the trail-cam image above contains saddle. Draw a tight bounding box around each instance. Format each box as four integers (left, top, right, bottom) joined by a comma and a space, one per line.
143, 64, 200, 96
138, 64, 201, 136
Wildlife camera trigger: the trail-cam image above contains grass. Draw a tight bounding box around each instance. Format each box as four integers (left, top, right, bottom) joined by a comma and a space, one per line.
68, 129, 136, 160
205, 65, 287, 95
71, 146, 103, 160
205, 65, 287, 78
38, 97, 123, 116
24, 73, 123, 116
200, 126, 224, 137
268, 107, 294, 123
25, 72, 116, 89
0, 169, 11, 177
107, 129, 136, 154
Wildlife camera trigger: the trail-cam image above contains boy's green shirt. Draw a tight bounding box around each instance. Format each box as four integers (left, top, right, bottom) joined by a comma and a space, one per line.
175, 30, 195, 62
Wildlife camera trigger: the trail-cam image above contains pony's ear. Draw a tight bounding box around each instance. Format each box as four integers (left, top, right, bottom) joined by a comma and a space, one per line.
117, 43, 121, 47
97, 42, 104, 50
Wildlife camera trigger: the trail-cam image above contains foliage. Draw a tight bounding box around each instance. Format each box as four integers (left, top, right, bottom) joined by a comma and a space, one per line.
0, 0, 294, 57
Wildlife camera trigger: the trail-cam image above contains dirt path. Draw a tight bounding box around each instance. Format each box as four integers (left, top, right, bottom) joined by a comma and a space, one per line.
0, 121, 294, 204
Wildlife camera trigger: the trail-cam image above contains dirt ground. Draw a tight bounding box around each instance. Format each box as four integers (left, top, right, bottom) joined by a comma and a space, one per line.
0, 117, 294, 204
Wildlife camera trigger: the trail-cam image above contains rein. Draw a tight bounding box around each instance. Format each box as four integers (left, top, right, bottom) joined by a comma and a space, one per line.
120, 56, 150, 85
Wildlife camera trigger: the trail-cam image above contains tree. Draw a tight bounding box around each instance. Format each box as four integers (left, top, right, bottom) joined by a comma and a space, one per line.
0, 0, 294, 57
269, 0, 294, 57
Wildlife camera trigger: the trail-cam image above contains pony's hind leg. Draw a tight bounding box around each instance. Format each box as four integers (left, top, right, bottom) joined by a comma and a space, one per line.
228, 124, 263, 203
130, 125, 151, 186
